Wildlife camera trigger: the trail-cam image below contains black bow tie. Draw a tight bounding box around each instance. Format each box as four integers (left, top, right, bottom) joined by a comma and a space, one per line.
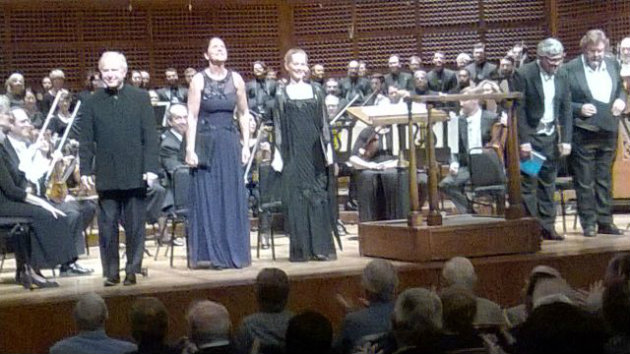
105, 87, 119, 96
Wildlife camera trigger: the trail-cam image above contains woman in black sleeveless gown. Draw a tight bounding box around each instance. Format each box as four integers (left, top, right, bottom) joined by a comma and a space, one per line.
272, 48, 337, 262
185, 37, 251, 269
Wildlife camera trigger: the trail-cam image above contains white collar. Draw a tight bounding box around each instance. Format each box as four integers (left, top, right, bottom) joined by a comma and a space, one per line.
582, 55, 607, 73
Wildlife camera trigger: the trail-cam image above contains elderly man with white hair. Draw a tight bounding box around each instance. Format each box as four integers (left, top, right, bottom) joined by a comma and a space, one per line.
441, 256, 504, 327
49, 293, 137, 354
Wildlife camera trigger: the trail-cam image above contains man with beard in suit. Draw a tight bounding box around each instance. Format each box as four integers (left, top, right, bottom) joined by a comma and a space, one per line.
466, 42, 497, 84
157, 68, 188, 104
514, 38, 572, 240
564, 29, 626, 237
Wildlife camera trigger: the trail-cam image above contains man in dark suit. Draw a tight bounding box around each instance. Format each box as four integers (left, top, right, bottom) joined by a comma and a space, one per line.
565, 29, 627, 237
384, 55, 414, 92
466, 42, 498, 84
79, 51, 159, 286
439, 87, 498, 214
514, 38, 572, 240
339, 60, 371, 106
186, 300, 233, 354
159, 103, 187, 227
427, 51, 457, 93
246, 61, 277, 120
156, 68, 187, 104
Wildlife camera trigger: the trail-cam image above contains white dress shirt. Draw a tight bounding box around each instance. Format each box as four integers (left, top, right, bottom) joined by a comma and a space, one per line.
538, 63, 556, 136
582, 55, 612, 104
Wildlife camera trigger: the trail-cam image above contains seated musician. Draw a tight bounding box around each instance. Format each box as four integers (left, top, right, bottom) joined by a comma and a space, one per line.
349, 122, 427, 222
0, 109, 84, 288
158, 104, 188, 246
438, 87, 499, 214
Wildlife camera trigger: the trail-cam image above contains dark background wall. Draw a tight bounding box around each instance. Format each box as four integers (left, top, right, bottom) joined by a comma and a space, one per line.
1, 0, 627, 90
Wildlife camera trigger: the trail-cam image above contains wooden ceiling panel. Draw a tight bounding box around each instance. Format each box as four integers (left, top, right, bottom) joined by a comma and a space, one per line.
293, 1, 353, 37
483, 0, 544, 23
355, 0, 415, 33
418, 0, 478, 26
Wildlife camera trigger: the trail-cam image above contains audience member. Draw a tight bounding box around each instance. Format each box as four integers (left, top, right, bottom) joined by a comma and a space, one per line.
439, 286, 486, 353
185, 300, 232, 354
49, 293, 137, 354
128, 297, 179, 354
235, 268, 293, 354
602, 280, 630, 354
336, 259, 398, 354
286, 311, 333, 354
391, 288, 444, 354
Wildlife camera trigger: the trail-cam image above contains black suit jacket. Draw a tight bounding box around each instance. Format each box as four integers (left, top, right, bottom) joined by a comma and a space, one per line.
78, 85, 159, 192
513, 60, 572, 145
454, 110, 498, 167
427, 68, 457, 93
565, 55, 625, 133
384, 72, 414, 91
160, 129, 185, 179
0, 143, 28, 203
466, 61, 498, 84
339, 77, 371, 105
157, 86, 188, 104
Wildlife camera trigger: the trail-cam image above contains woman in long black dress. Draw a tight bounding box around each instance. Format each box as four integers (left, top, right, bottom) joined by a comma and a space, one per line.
185, 37, 251, 269
272, 48, 337, 262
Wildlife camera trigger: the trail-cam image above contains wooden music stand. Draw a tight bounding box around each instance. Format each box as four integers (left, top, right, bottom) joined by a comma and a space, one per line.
357, 92, 542, 263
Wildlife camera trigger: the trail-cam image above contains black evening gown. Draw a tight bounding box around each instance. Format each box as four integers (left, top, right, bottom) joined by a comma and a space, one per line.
279, 86, 336, 262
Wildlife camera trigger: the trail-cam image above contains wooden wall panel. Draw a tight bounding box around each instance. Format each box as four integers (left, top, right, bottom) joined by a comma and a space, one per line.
357, 35, 417, 72
292, 1, 352, 38
296, 37, 354, 74
421, 31, 480, 65
485, 26, 547, 59
355, 0, 415, 33
484, 0, 544, 23
418, 0, 479, 26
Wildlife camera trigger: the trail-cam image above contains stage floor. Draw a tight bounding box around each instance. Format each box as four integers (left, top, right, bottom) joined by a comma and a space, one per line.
1, 213, 630, 308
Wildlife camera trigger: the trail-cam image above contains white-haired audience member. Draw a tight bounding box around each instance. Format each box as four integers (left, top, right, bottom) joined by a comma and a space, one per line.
49, 293, 136, 354
391, 288, 444, 354
441, 256, 504, 327
235, 268, 293, 354
185, 300, 232, 354
336, 259, 399, 354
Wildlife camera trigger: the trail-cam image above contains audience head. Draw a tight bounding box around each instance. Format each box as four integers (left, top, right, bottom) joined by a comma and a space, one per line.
499, 55, 515, 77
255, 267, 290, 313
441, 257, 477, 291
413, 70, 428, 91
41, 76, 53, 92
129, 297, 169, 345
516, 302, 606, 354
23, 88, 38, 109
311, 64, 325, 81
164, 67, 179, 87
369, 73, 385, 94
524, 265, 562, 314
186, 300, 231, 347
130, 70, 143, 87
472, 42, 487, 64
530, 278, 574, 310
148, 89, 159, 103
140, 70, 151, 88
361, 259, 398, 303
537, 37, 565, 75
99, 51, 128, 90
284, 48, 308, 83
84, 70, 103, 91
73, 293, 108, 331
325, 78, 340, 97
604, 253, 630, 286
347, 60, 360, 79
387, 84, 402, 104
458, 87, 481, 116
252, 61, 267, 79
166, 104, 188, 135
358, 60, 367, 77
456, 68, 471, 88
602, 279, 630, 336
286, 311, 332, 354
392, 287, 442, 348
57, 91, 72, 113
440, 286, 477, 334
511, 41, 528, 62
456, 53, 472, 69
408, 55, 422, 72
432, 51, 446, 70
184, 67, 197, 84
325, 94, 340, 117
580, 29, 609, 70
388, 55, 402, 74
5, 73, 25, 96
49, 69, 65, 90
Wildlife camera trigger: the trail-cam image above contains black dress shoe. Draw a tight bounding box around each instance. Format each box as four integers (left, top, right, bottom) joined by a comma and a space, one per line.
344, 200, 358, 211
583, 226, 597, 237
598, 223, 623, 235
123, 273, 137, 286
312, 254, 330, 261
104, 275, 121, 287
542, 228, 564, 241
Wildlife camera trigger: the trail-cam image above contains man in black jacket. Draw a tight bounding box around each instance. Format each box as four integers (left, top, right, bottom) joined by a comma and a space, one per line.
466, 42, 497, 84
79, 51, 159, 286
564, 29, 626, 237
514, 38, 572, 240
157, 68, 188, 104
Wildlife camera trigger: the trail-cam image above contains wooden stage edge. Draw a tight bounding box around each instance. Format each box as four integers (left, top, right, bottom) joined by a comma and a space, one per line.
1, 219, 630, 353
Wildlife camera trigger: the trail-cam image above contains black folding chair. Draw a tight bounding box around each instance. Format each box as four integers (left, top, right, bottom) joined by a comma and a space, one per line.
156, 166, 191, 268
467, 147, 507, 215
